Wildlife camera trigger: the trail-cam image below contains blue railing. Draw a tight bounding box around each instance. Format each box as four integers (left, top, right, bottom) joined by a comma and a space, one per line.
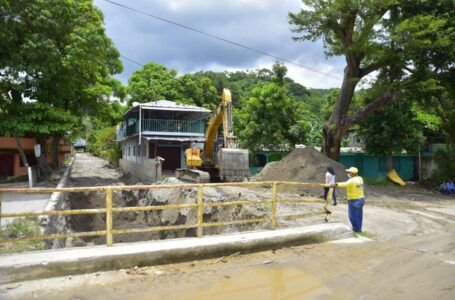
117, 119, 205, 139
142, 119, 205, 134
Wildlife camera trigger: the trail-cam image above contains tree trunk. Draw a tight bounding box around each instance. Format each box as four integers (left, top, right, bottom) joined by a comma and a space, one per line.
37, 136, 51, 179
13, 132, 28, 168
51, 135, 60, 170
387, 152, 393, 171
322, 66, 358, 160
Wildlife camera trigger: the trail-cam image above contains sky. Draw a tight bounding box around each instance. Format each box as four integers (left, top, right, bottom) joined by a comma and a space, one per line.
93, 0, 346, 89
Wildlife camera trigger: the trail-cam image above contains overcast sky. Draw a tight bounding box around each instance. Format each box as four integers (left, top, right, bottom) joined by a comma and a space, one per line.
93, 0, 346, 89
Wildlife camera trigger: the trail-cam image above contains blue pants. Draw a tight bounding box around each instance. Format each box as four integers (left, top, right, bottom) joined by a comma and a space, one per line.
323, 187, 337, 204
348, 198, 365, 232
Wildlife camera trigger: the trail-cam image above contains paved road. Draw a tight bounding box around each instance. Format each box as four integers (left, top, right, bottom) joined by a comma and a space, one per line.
0, 184, 51, 227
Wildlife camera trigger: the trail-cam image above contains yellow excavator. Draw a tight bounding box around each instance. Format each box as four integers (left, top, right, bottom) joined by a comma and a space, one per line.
176, 88, 249, 182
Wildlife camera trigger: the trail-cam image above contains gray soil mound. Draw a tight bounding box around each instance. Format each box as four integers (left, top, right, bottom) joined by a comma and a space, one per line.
252, 147, 349, 196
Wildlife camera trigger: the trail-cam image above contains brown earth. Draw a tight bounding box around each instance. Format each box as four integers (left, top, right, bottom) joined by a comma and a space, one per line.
252, 147, 349, 197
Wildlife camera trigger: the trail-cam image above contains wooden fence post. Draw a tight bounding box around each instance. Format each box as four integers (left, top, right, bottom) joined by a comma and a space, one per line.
0, 192, 2, 228
197, 185, 203, 237
106, 188, 113, 246
271, 182, 277, 230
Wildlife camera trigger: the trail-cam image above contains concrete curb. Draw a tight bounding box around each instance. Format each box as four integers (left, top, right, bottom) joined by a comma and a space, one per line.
0, 223, 351, 284
39, 157, 74, 248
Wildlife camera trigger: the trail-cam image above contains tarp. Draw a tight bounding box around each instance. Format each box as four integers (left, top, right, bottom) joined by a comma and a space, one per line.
387, 169, 406, 186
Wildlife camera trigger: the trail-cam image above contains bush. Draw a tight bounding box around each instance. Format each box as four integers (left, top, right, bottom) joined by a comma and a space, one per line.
433, 148, 455, 182
0, 218, 45, 254
87, 126, 121, 166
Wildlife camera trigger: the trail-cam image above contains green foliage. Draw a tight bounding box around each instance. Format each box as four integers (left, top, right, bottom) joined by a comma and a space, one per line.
127, 62, 179, 106
0, 0, 123, 112
359, 98, 425, 156
87, 126, 120, 165
0, 101, 77, 136
126, 62, 219, 110
236, 82, 298, 151
433, 148, 455, 182
0, 218, 45, 254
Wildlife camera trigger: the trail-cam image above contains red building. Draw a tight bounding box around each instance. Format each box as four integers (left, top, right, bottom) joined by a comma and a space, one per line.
0, 137, 71, 178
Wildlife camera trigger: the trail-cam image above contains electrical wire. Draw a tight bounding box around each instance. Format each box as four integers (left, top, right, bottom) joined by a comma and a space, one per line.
103, 0, 341, 80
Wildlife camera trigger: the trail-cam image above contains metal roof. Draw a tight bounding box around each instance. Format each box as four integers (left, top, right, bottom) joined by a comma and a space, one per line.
124, 100, 211, 116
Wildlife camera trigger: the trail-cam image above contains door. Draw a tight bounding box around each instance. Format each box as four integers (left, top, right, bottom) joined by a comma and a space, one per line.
0, 153, 14, 177
156, 146, 181, 171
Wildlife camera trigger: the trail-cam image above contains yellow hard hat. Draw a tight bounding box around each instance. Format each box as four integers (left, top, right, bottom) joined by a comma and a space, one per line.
346, 167, 358, 174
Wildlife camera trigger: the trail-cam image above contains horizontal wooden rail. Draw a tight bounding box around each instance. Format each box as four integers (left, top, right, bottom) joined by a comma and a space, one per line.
0, 181, 325, 194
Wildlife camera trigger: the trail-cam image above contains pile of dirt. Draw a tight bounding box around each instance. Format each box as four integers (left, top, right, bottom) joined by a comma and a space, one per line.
252, 147, 349, 196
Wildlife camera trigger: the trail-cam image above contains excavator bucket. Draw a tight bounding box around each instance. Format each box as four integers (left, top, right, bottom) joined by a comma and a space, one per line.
218, 148, 249, 182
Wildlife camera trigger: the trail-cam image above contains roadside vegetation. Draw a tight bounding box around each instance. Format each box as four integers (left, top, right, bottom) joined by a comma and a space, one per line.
0, 218, 45, 254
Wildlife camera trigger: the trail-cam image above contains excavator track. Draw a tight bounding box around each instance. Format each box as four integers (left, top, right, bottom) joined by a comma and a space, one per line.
175, 168, 210, 183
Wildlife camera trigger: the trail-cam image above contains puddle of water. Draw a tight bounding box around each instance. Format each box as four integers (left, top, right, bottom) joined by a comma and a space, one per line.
42, 265, 331, 300
171, 266, 331, 300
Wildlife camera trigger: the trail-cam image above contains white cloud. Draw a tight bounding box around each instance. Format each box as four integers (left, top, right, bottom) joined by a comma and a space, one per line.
94, 0, 345, 89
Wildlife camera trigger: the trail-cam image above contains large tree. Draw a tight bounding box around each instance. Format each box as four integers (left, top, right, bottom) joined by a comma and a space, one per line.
236, 63, 310, 150
289, 0, 399, 160
1, 0, 123, 170
394, 0, 455, 148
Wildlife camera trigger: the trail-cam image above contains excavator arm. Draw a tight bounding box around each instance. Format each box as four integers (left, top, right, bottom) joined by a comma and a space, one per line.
204, 88, 236, 161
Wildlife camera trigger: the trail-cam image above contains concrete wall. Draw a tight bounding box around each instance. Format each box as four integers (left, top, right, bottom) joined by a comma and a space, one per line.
119, 158, 162, 183
421, 156, 437, 178
39, 158, 74, 249
120, 137, 149, 166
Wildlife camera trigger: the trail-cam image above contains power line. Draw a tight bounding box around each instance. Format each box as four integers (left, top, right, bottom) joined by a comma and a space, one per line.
104, 0, 341, 80
120, 55, 144, 67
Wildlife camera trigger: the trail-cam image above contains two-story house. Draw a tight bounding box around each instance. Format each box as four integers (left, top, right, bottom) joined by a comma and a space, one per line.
116, 100, 211, 182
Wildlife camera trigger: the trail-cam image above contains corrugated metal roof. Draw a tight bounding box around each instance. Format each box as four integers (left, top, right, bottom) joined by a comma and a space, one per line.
138, 100, 211, 112
123, 100, 211, 117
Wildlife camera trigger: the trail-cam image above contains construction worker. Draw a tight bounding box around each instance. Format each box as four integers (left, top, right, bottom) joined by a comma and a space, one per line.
333, 167, 365, 234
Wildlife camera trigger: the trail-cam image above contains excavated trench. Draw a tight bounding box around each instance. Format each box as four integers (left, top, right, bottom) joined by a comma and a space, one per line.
64, 148, 346, 248
67, 180, 270, 247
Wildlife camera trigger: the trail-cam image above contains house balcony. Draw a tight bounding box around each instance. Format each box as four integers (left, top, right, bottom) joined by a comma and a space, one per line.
117, 119, 206, 140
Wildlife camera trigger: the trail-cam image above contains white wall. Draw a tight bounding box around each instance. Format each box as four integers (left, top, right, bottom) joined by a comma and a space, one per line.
121, 137, 149, 167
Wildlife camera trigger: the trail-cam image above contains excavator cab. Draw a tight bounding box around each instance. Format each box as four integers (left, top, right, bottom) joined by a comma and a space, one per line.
184, 148, 202, 168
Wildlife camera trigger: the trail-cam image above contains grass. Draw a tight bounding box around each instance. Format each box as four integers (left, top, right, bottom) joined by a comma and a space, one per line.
0, 218, 45, 254
353, 231, 376, 239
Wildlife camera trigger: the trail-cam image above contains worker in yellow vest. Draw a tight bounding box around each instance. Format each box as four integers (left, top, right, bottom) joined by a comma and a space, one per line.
334, 167, 365, 233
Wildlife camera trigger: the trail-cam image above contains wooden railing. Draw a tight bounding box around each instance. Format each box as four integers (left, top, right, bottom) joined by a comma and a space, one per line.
0, 181, 332, 247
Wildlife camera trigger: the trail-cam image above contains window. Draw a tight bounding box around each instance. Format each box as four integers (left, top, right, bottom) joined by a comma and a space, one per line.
128, 146, 130, 156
